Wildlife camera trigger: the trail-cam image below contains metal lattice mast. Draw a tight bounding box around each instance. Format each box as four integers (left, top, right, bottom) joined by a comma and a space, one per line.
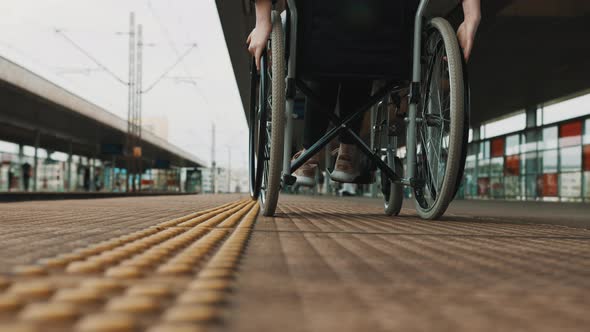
126, 12, 136, 192
136, 24, 144, 191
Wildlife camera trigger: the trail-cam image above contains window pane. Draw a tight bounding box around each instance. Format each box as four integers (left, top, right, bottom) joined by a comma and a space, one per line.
522, 130, 539, 152
525, 174, 537, 197
560, 172, 581, 198
491, 138, 505, 158
464, 173, 477, 198
491, 177, 503, 198
542, 150, 558, 173
560, 146, 582, 172
505, 155, 520, 176
477, 177, 490, 197
505, 176, 520, 198
559, 121, 582, 147
479, 141, 490, 159
584, 119, 590, 145
584, 145, 590, 172
490, 157, 504, 176
523, 152, 539, 174
538, 173, 558, 197
467, 143, 478, 156
478, 159, 490, 178
540, 126, 558, 150
506, 134, 520, 155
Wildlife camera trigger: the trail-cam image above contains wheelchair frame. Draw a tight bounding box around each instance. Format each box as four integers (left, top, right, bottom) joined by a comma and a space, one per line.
281, 0, 434, 189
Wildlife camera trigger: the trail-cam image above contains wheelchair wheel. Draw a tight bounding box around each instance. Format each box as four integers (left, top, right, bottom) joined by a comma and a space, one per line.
383, 156, 404, 216
413, 17, 465, 220
373, 98, 404, 216
248, 11, 285, 216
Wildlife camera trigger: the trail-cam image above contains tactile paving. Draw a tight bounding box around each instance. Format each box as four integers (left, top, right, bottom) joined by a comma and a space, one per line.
0, 198, 258, 331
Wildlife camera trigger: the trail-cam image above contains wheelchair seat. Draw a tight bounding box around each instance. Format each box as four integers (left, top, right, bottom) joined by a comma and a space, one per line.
294, 0, 417, 80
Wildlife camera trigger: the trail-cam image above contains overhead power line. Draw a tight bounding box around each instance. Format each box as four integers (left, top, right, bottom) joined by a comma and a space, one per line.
145, 0, 208, 104
55, 28, 129, 85
142, 43, 197, 94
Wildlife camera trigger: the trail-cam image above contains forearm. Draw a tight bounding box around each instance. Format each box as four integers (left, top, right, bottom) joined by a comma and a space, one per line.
255, 0, 272, 26
462, 0, 481, 23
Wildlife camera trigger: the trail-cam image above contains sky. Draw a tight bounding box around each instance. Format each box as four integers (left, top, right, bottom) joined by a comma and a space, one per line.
0, 0, 247, 170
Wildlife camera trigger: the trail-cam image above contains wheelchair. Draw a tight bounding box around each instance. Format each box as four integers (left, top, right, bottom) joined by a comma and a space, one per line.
249, 0, 469, 219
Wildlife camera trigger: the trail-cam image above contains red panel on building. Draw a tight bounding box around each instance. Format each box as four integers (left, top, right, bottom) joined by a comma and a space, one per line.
584, 145, 590, 171
538, 173, 558, 197
559, 121, 583, 147
560, 121, 582, 137
505, 155, 520, 176
491, 138, 505, 158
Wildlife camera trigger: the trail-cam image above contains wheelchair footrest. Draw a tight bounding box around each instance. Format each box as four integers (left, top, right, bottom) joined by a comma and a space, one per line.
327, 169, 375, 185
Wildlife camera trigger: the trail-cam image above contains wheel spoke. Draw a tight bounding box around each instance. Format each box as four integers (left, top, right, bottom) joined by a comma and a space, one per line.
414, 26, 456, 209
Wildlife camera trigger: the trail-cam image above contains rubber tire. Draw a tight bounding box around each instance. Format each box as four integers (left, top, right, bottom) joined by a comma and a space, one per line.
384, 157, 404, 216
260, 11, 286, 217
414, 17, 464, 220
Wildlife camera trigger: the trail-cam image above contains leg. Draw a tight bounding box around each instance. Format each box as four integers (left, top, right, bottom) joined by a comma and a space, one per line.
337, 79, 373, 144
302, 80, 339, 149
294, 79, 339, 186
331, 79, 373, 183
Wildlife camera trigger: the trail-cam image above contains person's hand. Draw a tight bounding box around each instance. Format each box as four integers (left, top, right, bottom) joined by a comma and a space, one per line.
457, 0, 481, 62
457, 18, 479, 61
246, 20, 272, 71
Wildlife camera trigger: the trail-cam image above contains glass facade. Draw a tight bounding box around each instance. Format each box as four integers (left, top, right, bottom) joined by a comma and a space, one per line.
461, 115, 590, 202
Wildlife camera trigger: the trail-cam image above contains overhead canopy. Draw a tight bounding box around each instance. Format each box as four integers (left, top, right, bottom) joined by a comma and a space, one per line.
0, 56, 206, 168
216, 0, 590, 126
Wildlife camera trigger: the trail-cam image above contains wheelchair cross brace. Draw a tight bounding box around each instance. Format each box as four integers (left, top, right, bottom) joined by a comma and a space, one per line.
289, 79, 409, 186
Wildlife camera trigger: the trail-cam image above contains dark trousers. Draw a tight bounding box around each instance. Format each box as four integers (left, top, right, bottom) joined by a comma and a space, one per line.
303, 79, 373, 149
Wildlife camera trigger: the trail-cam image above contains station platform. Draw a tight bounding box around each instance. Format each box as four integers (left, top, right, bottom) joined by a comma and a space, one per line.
0, 194, 588, 331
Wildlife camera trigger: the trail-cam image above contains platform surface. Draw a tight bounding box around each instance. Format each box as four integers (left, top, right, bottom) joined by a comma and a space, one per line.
0, 194, 588, 331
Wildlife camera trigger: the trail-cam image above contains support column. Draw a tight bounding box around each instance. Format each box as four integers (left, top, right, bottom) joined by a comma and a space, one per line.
526, 105, 538, 129
33, 131, 40, 191
18, 144, 24, 191
89, 157, 96, 191
472, 126, 481, 195
111, 156, 116, 192
67, 141, 72, 192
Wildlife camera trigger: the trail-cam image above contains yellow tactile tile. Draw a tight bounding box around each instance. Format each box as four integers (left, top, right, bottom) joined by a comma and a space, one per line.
146, 323, 205, 332
0, 322, 38, 332
52, 288, 104, 304
177, 291, 225, 305
37, 257, 70, 268
198, 268, 235, 279
105, 296, 160, 314
19, 302, 79, 322
0, 199, 260, 331
66, 261, 104, 274
0, 294, 23, 312
8, 280, 54, 301
105, 266, 143, 279
80, 279, 125, 293
162, 305, 221, 323
187, 279, 233, 292
156, 264, 194, 276
126, 284, 172, 298
0, 276, 9, 290
11, 265, 47, 277
75, 312, 137, 332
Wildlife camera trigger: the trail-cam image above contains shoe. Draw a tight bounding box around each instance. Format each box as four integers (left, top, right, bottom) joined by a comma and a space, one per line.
293, 150, 319, 187
330, 144, 361, 183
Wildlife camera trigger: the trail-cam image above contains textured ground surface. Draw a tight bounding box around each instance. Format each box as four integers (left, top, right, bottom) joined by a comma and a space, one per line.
0, 194, 589, 331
